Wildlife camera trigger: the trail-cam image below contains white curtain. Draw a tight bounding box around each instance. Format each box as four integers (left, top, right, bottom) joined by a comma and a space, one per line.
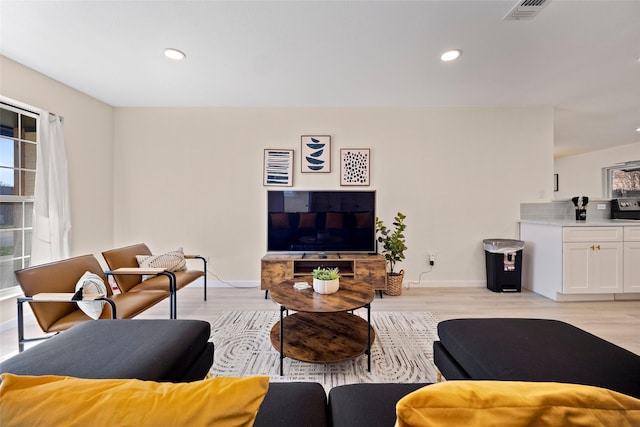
31, 112, 71, 265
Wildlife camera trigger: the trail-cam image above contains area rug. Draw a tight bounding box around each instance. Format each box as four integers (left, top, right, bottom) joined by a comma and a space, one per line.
209, 310, 439, 391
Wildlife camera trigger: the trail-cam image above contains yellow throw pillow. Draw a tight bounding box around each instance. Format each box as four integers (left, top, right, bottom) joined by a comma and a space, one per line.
325, 212, 344, 229
0, 374, 269, 427
270, 212, 291, 229
395, 381, 640, 427
298, 212, 317, 228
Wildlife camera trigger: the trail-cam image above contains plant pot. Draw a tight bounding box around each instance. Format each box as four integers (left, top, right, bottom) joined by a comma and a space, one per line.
313, 278, 340, 294
384, 270, 404, 296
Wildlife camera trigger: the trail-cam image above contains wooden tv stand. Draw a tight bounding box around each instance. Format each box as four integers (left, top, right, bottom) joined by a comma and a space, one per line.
261, 253, 387, 298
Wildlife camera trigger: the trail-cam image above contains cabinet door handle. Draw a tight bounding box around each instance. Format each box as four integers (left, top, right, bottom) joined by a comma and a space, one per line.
590, 245, 595, 250
596, 245, 601, 250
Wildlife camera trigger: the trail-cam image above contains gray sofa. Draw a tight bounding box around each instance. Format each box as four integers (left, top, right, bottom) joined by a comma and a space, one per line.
0, 319, 422, 427
7, 317, 636, 426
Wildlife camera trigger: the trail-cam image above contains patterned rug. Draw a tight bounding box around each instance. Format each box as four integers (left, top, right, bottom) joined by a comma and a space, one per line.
209, 310, 439, 391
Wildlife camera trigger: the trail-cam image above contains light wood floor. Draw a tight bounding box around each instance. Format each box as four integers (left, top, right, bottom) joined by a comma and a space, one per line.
2, 286, 639, 360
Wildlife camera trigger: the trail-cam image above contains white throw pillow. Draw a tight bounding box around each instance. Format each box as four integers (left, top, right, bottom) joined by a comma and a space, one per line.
136, 248, 187, 281
74, 271, 107, 320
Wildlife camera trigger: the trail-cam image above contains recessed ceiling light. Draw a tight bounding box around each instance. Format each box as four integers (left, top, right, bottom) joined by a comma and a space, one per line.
441, 49, 462, 62
164, 48, 186, 61
636, 127, 640, 132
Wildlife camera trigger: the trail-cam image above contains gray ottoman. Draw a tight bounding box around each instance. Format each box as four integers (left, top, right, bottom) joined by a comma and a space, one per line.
0, 319, 214, 382
434, 318, 640, 398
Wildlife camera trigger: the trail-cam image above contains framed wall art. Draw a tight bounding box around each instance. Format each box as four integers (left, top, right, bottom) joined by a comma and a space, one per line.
301, 135, 331, 173
263, 149, 294, 186
340, 148, 370, 186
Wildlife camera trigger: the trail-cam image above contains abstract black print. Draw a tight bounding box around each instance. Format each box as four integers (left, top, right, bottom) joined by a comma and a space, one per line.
301, 135, 331, 173
264, 149, 293, 186
340, 148, 370, 186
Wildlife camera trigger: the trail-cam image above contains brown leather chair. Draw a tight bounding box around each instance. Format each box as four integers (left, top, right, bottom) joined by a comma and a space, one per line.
102, 243, 207, 318
15, 254, 169, 351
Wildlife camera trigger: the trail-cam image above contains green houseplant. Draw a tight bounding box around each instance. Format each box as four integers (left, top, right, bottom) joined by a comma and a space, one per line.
375, 212, 407, 295
311, 267, 340, 294
312, 267, 341, 281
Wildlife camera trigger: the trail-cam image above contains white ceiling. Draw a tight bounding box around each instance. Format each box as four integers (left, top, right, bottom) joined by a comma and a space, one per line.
1, 0, 639, 157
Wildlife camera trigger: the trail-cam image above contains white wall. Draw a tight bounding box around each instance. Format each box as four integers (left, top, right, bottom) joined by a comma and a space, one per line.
1, 56, 115, 256
0, 56, 114, 324
554, 142, 640, 200
113, 106, 553, 286
1, 54, 554, 294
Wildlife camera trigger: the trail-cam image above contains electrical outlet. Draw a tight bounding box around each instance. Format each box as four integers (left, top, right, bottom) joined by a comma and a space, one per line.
596, 204, 607, 210
429, 253, 435, 266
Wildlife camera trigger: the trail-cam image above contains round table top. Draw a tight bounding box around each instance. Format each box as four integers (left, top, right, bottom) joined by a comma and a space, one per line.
270, 278, 374, 313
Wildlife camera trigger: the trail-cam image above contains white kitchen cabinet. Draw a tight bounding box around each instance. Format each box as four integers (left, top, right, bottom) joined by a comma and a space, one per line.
624, 226, 640, 292
520, 222, 638, 301
562, 242, 623, 293
562, 227, 623, 293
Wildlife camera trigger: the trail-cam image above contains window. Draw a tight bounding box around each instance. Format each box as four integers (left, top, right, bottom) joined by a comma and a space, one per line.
603, 161, 640, 198
0, 103, 38, 291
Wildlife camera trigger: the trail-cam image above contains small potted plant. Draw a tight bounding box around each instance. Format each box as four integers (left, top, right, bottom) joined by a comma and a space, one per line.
375, 212, 407, 295
312, 267, 340, 294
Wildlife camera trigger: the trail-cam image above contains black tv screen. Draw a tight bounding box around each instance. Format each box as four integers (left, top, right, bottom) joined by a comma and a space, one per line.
267, 190, 376, 253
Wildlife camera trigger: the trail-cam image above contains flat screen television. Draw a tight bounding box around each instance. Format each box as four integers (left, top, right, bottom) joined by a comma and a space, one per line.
267, 190, 376, 253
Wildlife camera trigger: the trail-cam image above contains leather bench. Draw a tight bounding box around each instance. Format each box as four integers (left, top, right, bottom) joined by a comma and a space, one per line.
0, 319, 214, 382
102, 243, 208, 317
15, 254, 177, 351
433, 318, 640, 398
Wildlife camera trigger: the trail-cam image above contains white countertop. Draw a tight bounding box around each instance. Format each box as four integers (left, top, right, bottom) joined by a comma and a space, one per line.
519, 219, 639, 227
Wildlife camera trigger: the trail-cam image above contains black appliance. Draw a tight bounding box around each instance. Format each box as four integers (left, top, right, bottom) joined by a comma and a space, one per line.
267, 190, 376, 253
610, 198, 640, 220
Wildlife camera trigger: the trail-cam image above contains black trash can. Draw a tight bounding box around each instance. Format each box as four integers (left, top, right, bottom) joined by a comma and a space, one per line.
482, 239, 524, 293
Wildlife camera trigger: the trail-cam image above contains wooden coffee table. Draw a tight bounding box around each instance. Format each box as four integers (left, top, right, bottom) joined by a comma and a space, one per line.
269, 278, 375, 376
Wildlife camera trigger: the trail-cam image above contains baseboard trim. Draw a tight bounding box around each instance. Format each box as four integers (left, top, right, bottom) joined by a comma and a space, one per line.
196, 279, 488, 289
615, 293, 640, 301
190, 278, 259, 288
198, 279, 487, 289
407, 280, 486, 288
0, 311, 33, 334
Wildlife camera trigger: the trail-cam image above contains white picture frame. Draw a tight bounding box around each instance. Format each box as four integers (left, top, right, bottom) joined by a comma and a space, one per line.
340, 148, 370, 186
264, 149, 294, 186
301, 135, 331, 173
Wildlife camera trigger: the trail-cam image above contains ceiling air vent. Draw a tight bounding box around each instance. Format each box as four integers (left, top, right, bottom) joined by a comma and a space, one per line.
503, 0, 551, 21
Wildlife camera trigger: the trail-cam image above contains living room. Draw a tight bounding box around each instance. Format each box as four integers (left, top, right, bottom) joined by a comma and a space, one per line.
1, 1, 639, 424
2, 1, 639, 317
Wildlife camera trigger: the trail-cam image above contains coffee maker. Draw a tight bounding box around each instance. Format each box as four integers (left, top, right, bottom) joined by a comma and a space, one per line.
571, 196, 588, 221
